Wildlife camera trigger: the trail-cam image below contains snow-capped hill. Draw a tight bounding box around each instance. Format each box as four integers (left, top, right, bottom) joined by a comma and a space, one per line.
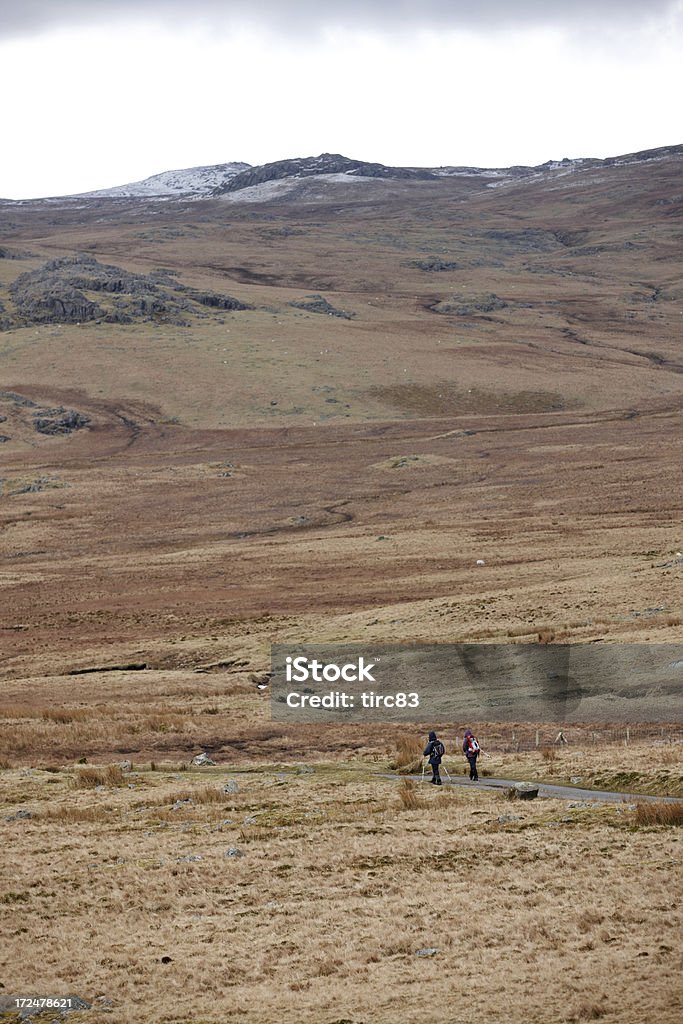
8, 143, 679, 204
213, 153, 437, 195
81, 162, 251, 198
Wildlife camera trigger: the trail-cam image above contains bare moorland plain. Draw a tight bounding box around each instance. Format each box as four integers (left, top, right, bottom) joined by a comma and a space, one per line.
0, 150, 682, 1022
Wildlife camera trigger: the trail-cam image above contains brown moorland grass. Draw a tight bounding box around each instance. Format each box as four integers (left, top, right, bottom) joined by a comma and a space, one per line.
390, 735, 425, 772
73, 764, 126, 788
1, 756, 682, 1024
634, 801, 683, 826
396, 776, 427, 810
0, 152, 681, 1023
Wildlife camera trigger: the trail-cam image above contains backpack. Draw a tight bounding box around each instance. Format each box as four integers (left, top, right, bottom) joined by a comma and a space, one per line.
467, 735, 480, 755
432, 740, 445, 760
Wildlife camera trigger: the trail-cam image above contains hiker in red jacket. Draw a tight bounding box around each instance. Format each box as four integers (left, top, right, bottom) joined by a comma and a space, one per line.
462, 728, 481, 781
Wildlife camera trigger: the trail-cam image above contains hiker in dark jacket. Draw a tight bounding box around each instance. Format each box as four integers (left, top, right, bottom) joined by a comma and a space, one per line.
423, 730, 444, 785
463, 728, 481, 781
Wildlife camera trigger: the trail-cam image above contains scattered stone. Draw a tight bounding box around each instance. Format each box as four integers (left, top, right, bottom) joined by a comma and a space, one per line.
12, 476, 56, 494
4, 809, 33, 821
92, 996, 113, 1009
176, 854, 202, 863
117, 760, 132, 772
476, 559, 486, 566
223, 779, 240, 794
514, 783, 539, 800
497, 814, 523, 823
243, 815, 258, 826
0, 390, 36, 407
408, 258, 461, 272
0, 246, 35, 259
415, 947, 439, 957
225, 847, 244, 857
172, 799, 193, 811
191, 752, 216, 767
570, 776, 584, 784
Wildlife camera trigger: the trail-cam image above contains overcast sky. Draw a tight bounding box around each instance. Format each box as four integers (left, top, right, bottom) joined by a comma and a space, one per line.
0, 0, 681, 199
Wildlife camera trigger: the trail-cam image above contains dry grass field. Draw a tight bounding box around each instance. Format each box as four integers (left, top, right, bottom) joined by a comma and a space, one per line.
1, 742, 682, 1024
1, 151, 682, 1021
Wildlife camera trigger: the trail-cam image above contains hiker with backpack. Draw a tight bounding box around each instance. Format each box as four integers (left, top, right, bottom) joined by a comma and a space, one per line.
423, 730, 445, 785
462, 728, 481, 781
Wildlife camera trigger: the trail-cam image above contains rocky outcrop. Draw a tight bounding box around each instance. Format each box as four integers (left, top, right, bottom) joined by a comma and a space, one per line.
214, 153, 437, 195
5, 254, 251, 328
289, 294, 354, 319
33, 408, 90, 435
15, 285, 105, 324
0, 391, 89, 442
408, 258, 461, 272
0, 246, 34, 259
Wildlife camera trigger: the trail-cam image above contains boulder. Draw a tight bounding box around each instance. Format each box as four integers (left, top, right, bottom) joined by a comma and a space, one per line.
514, 782, 539, 800
191, 752, 216, 767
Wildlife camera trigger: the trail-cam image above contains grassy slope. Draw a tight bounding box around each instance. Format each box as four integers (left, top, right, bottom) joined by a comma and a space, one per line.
0, 155, 681, 1022
1, 748, 682, 1024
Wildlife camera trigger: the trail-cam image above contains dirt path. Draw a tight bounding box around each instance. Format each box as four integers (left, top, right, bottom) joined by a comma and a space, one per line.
409, 774, 683, 802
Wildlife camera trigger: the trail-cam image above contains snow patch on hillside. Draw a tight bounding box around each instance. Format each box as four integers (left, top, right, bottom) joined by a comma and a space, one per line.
217, 173, 381, 203
81, 162, 250, 198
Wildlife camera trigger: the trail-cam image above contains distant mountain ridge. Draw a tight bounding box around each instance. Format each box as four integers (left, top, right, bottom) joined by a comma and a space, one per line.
5, 144, 682, 202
